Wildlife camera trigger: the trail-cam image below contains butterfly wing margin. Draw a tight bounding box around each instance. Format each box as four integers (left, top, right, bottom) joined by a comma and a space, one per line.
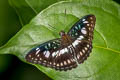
25, 38, 77, 71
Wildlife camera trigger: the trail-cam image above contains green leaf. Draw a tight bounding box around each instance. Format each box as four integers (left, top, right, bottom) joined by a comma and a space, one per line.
0, 0, 120, 80
8, 0, 80, 26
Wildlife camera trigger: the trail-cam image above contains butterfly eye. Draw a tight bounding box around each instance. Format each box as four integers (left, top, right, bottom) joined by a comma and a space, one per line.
59, 31, 66, 36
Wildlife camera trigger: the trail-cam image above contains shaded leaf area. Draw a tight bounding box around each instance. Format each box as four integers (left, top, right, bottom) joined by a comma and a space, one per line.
0, 0, 21, 46
114, 0, 120, 4
0, 55, 51, 80
9, 0, 37, 26
0, 55, 13, 73
0, 0, 120, 80
0, 0, 21, 73
9, 0, 81, 26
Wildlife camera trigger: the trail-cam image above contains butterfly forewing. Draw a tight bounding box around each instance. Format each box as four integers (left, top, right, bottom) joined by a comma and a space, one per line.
68, 15, 96, 40
26, 39, 61, 66
68, 14, 96, 64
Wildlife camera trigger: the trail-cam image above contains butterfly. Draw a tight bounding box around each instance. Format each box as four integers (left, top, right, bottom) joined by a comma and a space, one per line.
25, 14, 96, 71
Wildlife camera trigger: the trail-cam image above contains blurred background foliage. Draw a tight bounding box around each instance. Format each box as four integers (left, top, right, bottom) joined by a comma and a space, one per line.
0, 0, 119, 80
0, 0, 51, 79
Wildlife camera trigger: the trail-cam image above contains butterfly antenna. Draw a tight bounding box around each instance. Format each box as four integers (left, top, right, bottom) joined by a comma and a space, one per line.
48, 24, 57, 33
48, 6, 58, 33
64, 8, 67, 29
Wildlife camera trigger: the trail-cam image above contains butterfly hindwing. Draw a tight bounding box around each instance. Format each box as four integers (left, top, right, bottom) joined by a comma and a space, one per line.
52, 46, 77, 71
68, 14, 96, 64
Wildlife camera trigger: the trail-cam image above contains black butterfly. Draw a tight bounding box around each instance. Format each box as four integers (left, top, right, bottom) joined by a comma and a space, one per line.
25, 14, 96, 71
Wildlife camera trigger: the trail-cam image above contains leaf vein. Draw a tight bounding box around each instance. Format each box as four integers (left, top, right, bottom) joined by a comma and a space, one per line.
25, 0, 38, 14
94, 29, 108, 48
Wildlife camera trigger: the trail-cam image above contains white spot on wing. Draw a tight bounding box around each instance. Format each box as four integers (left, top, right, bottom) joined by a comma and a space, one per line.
28, 55, 31, 58
87, 44, 90, 47
64, 61, 67, 65
82, 19, 86, 21
37, 54, 40, 57
67, 59, 71, 64
82, 49, 85, 53
57, 64, 59, 66
87, 24, 90, 26
44, 60, 46, 62
53, 42, 56, 44
38, 61, 41, 63
68, 45, 72, 48
36, 49, 40, 55
80, 52, 83, 56
89, 27, 91, 30
52, 52, 56, 57
78, 36, 84, 40
91, 21, 93, 23
72, 40, 79, 47
77, 54, 80, 59
45, 51, 50, 58
91, 24, 93, 26
64, 48, 68, 53
53, 62, 56, 65
39, 58, 42, 60
68, 46, 73, 53
48, 43, 51, 47
61, 63, 63, 66
61, 49, 65, 53
81, 27, 87, 34
60, 48, 68, 54
52, 51, 59, 57
83, 21, 88, 23
36, 48, 39, 50
50, 62, 52, 65
90, 17, 93, 20
85, 47, 88, 50
43, 51, 47, 55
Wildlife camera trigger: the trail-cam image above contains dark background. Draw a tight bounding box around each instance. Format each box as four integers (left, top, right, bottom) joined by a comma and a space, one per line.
0, 0, 119, 80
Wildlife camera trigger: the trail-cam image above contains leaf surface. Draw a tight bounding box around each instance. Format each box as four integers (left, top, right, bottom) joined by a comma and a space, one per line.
0, 0, 120, 80
9, 0, 79, 25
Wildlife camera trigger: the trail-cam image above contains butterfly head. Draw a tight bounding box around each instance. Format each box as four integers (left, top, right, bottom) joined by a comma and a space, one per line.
59, 30, 66, 37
